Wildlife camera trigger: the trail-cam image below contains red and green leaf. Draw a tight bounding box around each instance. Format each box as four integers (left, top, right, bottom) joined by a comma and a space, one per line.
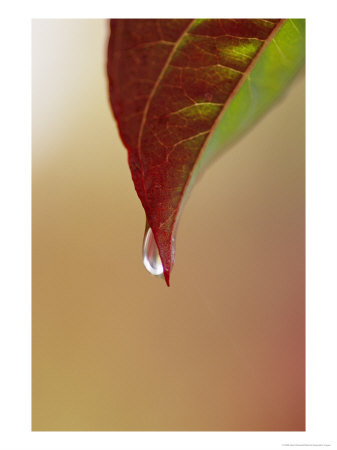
107, 19, 305, 285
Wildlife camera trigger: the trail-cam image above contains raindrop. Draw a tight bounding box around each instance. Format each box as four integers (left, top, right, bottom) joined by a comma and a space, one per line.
142, 226, 164, 276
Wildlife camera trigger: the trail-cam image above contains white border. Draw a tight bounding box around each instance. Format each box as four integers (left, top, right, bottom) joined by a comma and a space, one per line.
1, 1, 337, 449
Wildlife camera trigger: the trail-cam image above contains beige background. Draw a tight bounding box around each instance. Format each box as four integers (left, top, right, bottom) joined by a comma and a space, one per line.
32, 19, 305, 431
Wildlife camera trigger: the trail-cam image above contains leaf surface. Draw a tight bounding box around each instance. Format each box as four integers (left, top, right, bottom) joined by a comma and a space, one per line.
107, 19, 305, 285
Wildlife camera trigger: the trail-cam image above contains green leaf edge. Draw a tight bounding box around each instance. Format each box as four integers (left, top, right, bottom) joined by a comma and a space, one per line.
191, 19, 305, 186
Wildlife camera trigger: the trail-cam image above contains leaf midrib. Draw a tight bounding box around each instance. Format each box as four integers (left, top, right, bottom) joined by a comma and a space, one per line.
136, 19, 196, 207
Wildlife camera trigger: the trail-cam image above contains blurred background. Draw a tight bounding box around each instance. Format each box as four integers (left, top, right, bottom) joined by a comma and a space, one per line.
32, 19, 305, 431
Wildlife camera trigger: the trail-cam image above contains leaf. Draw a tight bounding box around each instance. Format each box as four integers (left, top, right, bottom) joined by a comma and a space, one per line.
107, 19, 305, 286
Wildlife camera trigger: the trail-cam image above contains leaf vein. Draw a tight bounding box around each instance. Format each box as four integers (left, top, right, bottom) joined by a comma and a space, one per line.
172, 130, 210, 148
168, 102, 224, 116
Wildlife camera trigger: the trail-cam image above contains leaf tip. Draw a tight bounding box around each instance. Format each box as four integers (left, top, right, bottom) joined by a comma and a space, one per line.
163, 269, 170, 287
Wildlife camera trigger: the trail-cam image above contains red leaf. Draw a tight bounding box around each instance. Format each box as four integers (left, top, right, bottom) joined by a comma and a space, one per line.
107, 19, 284, 285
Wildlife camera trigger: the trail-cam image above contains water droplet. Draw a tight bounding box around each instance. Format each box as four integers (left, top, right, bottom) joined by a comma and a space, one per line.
142, 226, 164, 276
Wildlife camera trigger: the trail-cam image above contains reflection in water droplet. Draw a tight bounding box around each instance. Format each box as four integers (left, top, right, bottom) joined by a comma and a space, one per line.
142, 227, 164, 276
